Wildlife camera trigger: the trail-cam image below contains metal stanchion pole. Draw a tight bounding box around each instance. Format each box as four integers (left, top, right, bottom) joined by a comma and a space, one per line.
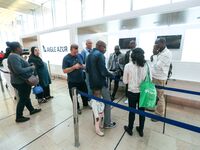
0, 72, 5, 93
163, 95, 167, 134
47, 60, 55, 80
72, 88, 80, 147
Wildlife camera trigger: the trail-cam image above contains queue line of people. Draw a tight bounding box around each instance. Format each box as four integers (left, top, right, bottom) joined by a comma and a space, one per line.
62, 38, 172, 137
2, 38, 171, 138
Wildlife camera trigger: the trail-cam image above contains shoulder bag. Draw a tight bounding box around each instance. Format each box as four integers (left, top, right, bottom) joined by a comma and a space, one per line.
139, 64, 157, 108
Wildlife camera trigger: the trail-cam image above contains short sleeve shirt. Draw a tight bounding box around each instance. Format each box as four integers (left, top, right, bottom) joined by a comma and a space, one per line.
62, 54, 84, 83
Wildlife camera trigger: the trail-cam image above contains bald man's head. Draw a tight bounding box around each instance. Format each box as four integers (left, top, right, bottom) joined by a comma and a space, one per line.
155, 38, 166, 52
96, 40, 106, 53
114, 45, 120, 54
86, 39, 93, 49
129, 40, 136, 49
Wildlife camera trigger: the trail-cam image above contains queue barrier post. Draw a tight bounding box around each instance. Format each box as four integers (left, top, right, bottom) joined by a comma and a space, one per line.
0, 72, 5, 93
72, 88, 80, 147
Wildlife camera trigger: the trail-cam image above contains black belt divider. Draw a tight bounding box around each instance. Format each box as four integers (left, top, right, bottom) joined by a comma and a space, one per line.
78, 91, 200, 133
156, 85, 200, 96
109, 77, 200, 96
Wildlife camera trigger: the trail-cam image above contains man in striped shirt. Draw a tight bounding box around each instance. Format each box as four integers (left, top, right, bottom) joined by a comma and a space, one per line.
151, 38, 172, 120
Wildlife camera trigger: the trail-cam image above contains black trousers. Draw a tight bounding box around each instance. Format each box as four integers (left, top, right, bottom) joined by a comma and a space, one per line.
68, 81, 88, 109
110, 75, 121, 98
36, 85, 50, 99
12, 83, 34, 119
127, 91, 145, 131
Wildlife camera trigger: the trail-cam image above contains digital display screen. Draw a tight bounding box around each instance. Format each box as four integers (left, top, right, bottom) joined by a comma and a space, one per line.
157, 35, 182, 49
119, 37, 136, 49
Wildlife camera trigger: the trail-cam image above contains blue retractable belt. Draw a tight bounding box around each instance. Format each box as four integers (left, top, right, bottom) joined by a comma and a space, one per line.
78, 91, 200, 133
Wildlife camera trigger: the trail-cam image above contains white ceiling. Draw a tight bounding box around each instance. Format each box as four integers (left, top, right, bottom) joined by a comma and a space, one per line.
0, 0, 44, 28
0, 0, 42, 13
78, 6, 200, 35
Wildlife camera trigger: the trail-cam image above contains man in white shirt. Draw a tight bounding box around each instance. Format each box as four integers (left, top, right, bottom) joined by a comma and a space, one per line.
151, 38, 172, 119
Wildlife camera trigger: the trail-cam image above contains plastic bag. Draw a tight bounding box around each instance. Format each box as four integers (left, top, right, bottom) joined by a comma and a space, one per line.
139, 65, 157, 108
33, 85, 43, 95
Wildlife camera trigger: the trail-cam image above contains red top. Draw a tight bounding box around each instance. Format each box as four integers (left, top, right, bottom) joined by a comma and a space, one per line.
0, 53, 4, 59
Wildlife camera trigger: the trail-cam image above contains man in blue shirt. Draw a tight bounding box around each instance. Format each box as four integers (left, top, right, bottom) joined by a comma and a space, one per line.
86, 40, 116, 128
80, 39, 93, 99
80, 39, 93, 64
62, 44, 88, 114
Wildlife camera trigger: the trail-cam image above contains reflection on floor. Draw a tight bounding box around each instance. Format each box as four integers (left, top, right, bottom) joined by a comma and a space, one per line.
0, 78, 200, 150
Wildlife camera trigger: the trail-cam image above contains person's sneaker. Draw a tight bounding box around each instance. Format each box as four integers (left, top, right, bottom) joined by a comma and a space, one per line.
16, 116, 30, 123
30, 109, 42, 115
124, 99, 128, 104
78, 109, 82, 115
45, 96, 54, 100
124, 125, 133, 136
104, 122, 116, 129
38, 98, 47, 104
136, 126, 144, 137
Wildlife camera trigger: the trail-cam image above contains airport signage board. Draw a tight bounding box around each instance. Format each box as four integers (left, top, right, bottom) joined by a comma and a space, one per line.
40, 30, 70, 65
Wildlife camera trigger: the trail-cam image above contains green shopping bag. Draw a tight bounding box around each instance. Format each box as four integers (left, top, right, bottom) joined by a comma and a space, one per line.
139, 65, 157, 108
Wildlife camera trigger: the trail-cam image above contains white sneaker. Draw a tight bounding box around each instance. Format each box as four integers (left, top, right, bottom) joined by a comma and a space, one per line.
95, 129, 104, 137
124, 99, 128, 104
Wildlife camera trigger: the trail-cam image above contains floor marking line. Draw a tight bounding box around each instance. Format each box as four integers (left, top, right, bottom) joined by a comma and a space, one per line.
18, 115, 73, 150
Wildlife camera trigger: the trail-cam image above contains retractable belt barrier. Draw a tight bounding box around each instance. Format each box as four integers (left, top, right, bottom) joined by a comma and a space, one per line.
78, 88, 200, 133
156, 85, 200, 96
110, 77, 200, 96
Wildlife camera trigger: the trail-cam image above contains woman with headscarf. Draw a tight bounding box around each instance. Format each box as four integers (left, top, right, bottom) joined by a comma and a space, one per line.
7, 42, 41, 123
28, 47, 53, 104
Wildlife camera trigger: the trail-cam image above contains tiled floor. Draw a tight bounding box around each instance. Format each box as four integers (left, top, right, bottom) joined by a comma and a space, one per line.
0, 76, 200, 150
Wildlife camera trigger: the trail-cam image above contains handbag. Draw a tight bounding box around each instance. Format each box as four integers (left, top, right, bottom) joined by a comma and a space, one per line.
139, 64, 157, 108
26, 75, 39, 86
33, 85, 43, 94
